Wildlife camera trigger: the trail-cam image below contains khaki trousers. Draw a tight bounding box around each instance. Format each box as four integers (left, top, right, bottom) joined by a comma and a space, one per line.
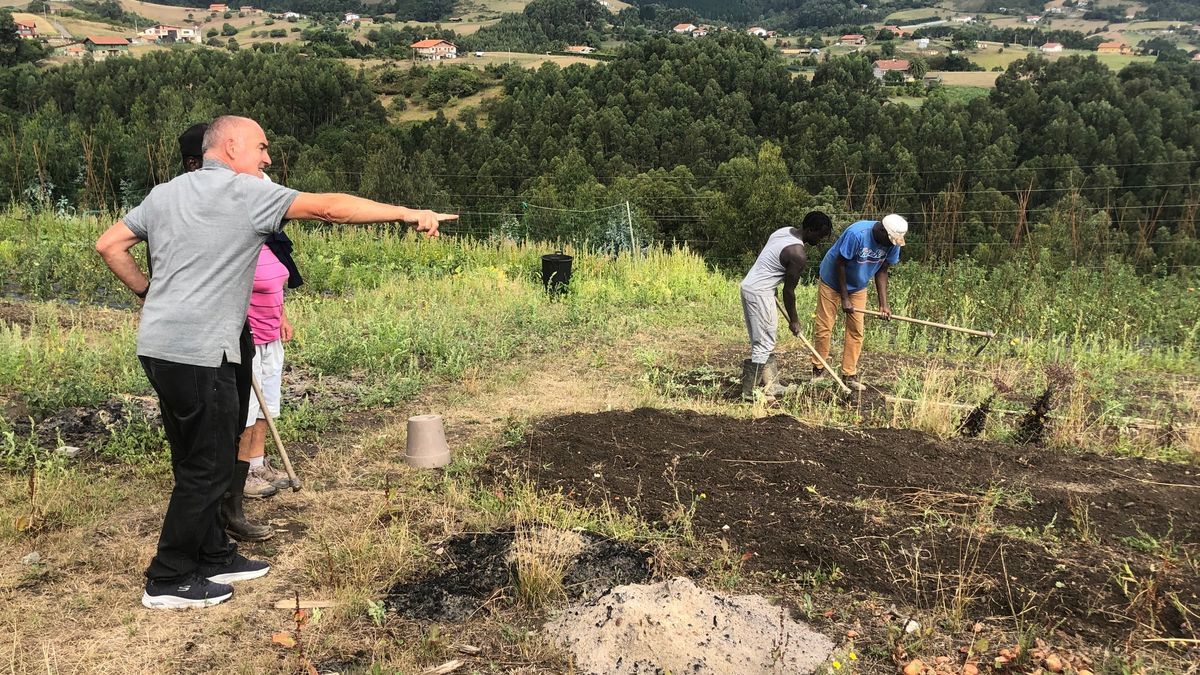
812, 281, 867, 377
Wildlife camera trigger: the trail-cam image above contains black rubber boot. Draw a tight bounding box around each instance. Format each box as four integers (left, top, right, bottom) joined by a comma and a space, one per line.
220, 461, 275, 542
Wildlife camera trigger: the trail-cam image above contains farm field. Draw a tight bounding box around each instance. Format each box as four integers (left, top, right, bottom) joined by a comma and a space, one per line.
885, 7, 944, 22
932, 70, 1001, 87
0, 211, 1196, 673
966, 44, 1155, 72
387, 50, 600, 70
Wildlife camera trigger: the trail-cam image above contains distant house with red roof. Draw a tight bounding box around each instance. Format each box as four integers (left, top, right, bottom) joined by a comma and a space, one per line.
840, 34, 867, 46
673, 23, 697, 34
873, 58, 911, 80
411, 39, 456, 59
209, 4, 228, 12
565, 45, 596, 54
15, 21, 37, 39
1040, 42, 1064, 53
880, 25, 907, 38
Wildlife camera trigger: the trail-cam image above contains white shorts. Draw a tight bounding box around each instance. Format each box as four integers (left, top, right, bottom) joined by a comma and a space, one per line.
245, 339, 284, 427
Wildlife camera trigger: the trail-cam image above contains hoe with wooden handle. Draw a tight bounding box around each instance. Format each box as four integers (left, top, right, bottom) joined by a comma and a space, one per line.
776, 299, 852, 395
252, 374, 301, 491
852, 308, 996, 356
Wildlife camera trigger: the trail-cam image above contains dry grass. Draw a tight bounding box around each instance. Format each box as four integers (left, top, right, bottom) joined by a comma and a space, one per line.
0, 312, 663, 672
932, 71, 1000, 87
508, 527, 585, 608
910, 367, 957, 437
9, 12, 60, 35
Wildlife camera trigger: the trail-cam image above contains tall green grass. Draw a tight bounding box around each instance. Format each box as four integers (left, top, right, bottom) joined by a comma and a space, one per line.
0, 207, 1197, 423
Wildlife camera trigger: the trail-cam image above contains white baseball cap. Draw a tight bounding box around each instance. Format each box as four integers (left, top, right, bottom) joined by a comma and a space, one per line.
882, 214, 907, 246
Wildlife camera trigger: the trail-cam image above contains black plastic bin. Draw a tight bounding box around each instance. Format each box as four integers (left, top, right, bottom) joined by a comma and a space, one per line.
541, 252, 573, 295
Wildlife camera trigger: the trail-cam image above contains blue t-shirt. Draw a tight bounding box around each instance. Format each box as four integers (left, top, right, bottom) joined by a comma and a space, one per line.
818, 220, 901, 294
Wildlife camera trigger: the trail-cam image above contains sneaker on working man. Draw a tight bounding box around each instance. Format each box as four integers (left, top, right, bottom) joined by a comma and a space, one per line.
142, 573, 233, 609
253, 458, 292, 490
243, 470, 279, 498
199, 553, 270, 584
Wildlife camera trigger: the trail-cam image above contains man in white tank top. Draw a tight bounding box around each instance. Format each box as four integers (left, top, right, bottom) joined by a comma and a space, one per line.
739, 211, 833, 400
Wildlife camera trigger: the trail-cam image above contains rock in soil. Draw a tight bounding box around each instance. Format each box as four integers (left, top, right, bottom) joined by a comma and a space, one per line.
544, 577, 834, 675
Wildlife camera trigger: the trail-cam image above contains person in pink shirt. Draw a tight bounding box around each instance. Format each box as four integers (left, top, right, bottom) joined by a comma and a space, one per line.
236, 233, 297, 509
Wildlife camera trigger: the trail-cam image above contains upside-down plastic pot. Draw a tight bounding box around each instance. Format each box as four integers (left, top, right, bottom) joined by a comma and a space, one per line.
405, 414, 450, 468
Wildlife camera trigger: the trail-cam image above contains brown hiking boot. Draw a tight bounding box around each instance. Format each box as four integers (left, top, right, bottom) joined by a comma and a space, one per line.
244, 471, 279, 499
254, 459, 292, 490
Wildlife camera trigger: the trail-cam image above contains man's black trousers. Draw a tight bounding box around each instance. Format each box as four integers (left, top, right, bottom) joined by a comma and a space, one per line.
138, 324, 254, 582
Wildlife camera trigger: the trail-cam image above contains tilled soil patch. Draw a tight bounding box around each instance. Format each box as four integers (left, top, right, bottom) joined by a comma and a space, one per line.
385, 530, 653, 622
501, 408, 1200, 645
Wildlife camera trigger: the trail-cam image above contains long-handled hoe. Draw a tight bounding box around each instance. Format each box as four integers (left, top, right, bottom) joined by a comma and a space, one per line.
851, 308, 996, 356
775, 299, 852, 396
252, 374, 301, 492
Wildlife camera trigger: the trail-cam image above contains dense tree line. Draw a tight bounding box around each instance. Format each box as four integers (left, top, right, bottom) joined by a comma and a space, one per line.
913, 26, 1104, 51
460, 0, 609, 53
143, 0, 367, 14
1, 36, 1198, 271
1138, 0, 1200, 22
623, 0, 929, 30
392, 0, 455, 23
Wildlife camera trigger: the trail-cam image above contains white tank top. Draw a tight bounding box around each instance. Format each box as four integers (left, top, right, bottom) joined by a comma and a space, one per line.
740, 227, 804, 293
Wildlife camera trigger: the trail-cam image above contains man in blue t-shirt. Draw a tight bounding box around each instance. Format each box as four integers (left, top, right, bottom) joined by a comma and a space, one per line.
813, 214, 907, 391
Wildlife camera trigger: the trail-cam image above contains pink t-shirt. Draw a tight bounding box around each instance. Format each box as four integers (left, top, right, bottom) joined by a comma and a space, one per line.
247, 245, 289, 345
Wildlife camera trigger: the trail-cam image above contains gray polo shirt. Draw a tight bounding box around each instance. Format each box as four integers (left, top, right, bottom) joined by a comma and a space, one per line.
123, 159, 299, 367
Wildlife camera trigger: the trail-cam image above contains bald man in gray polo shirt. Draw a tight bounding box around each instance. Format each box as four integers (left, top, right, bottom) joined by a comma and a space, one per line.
96, 116, 456, 609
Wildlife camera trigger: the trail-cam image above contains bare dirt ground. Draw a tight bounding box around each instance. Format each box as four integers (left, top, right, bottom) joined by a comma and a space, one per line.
500, 408, 1200, 670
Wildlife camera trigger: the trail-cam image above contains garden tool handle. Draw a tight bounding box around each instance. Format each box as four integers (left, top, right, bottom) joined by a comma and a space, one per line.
251, 374, 301, 492
852, 308, 995, 338
776, 299, 852, 395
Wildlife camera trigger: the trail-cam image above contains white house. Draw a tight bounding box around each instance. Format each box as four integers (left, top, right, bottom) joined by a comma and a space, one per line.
673, 23, 696, 34
1040, 42, 1064, 53
282, 11, 301, 19
411, 39, 457, 59
747, 26, 768, 37
915, 37, 930, 49
343, 12, 359, 23
565, 45, 596, 54
141, 24, 201, 44
1026, 15, 1042, 23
